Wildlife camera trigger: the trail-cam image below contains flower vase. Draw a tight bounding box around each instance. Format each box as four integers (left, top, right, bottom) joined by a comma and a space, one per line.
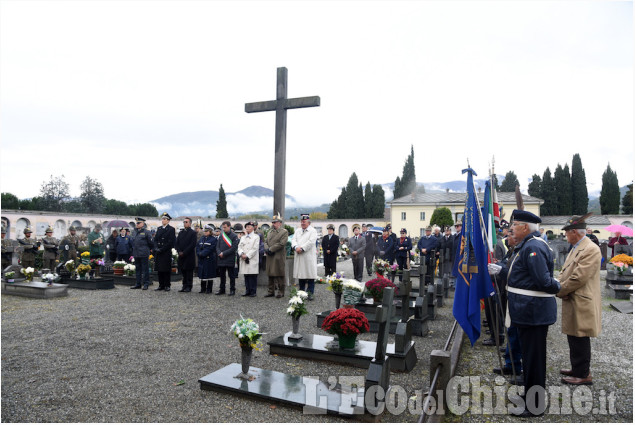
114, 268, 124, 276
89, 270, 95, 279
79, 274, 87, 280
338, 333, 357, 349
235, 347, 253, 380
289, 316, 302, 341
334, 292, 342, 309
7, 279, 14, 283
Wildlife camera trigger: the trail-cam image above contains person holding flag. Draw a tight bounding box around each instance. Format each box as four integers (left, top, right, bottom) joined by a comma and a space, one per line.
215, 221, 239, 296
489, 209, 560, 417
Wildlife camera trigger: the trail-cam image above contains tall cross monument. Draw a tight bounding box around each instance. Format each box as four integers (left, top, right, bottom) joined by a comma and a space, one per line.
245, 67, 320, 219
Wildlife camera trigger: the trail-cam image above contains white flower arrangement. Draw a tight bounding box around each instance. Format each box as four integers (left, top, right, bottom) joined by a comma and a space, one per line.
342, 279, 363, 292
286, 288, 309, 318
124, 264, 136, 276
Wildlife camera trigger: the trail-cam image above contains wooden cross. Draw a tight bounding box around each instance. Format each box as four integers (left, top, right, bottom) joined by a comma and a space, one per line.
245, 67, 320, 219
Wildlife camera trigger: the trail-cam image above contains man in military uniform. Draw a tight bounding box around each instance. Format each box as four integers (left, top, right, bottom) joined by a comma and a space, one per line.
87, 224, 105, 260
60, 226, 80, 264
1, 225, 13, 271
18, 227, 39, 269
265, 214, 289, 298
489, 210, 560, 417
130, 217, 154, 290
41, 226, 59, 271
153, 213, 176, 291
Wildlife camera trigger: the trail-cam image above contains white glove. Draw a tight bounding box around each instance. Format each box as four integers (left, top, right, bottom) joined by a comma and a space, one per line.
488, 263, 502, 276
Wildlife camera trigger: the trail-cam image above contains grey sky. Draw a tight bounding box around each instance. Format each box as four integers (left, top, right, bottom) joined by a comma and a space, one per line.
1, 0, 632, 207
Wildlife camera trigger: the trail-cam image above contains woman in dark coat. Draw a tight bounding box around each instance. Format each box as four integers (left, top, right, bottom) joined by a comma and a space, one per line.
197, 225, 218, 294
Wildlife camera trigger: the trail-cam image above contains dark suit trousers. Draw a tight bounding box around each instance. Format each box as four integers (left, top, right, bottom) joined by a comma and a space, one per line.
218, 266, 236, 291
352, 255, 364, 281
567, 335, 591, 378
181, 268, 194, 289
158, 271, 171, 289
518, 325, 549, 414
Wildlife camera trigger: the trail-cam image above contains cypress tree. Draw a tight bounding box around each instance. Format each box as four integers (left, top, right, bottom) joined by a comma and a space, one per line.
570, 153, 588, 214
622, 183, 633, 215
394, 176, 402, 200
371, 184, 386, 218
392, 146, 416, 199
527, 174, 542, 198
540, 168, 556, 216
600, 164, 620, 214
216, 184, 228, 218
554, 164, 572, 215
499, 171, 520, 192
344, 173, 364, 218
364, 182, 373, 217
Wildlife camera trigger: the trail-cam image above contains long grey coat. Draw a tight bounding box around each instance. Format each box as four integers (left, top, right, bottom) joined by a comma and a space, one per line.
265, 227, 288, 277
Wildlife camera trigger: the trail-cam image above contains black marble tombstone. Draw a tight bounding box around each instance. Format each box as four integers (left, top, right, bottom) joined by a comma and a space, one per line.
365, 286, 393, 415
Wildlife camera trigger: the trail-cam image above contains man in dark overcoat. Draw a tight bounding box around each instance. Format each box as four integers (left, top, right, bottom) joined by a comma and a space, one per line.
216, 220, 239, 295
130, 218, 154, 290
175, 217, 197, 292
362, 224, 376, 276
153, 212, 176, 291
321, 224, 339, 277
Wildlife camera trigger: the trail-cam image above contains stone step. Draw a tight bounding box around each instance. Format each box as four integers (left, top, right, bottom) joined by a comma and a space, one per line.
1, 280, 68, 299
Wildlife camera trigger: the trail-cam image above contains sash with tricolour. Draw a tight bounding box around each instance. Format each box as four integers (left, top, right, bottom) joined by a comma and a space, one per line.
221, 231, 232, 247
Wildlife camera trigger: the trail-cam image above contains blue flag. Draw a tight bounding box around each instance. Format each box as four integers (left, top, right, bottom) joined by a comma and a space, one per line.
452, 168, 495, 346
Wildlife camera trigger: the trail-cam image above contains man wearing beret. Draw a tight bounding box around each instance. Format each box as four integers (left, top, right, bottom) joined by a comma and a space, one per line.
60, 226, 80, 264
153, 213, 176, 291
292, 214, 318, 300
557, 214, 601, 386
87, 225, 105, 260
321, 224, 339, 277
489, 210, 560, 417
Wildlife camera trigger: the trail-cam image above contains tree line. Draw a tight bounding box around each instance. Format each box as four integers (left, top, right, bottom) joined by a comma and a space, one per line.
1, 175, 158, 217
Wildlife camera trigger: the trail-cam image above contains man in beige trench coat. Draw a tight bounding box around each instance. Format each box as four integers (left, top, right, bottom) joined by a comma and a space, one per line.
557, 214, 602, 386
265, 214, 289, 298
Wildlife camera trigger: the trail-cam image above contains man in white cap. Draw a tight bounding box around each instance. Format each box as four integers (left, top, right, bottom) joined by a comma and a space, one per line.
291, 214, 318, 300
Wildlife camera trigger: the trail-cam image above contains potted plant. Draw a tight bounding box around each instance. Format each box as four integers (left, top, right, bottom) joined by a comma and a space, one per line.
609, 254, 633, 275
5, 271, 15, 283
20, 267, 35, 282
113, 261, 126, 276
325, 272, 345, 308
230, 316, 263, 379
321, 308, 370, 349
124, 264, 136, 277
76, 264, 91, 280
286, 288, 309, 340
43, 273, 59, 286
341, 279, 363, 306
365, 277, 397, 303
80, 251, 90, 265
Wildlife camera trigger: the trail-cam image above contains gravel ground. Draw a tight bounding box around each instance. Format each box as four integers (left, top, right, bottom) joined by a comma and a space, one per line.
2, 260, 457, 423
447, 270, 633, 423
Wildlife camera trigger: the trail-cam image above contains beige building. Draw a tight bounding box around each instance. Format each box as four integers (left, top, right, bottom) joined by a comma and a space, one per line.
388, 191, 542, 237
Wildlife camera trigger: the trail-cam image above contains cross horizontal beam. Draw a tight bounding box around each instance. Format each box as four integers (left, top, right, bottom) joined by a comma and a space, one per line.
245, 96, 320, 113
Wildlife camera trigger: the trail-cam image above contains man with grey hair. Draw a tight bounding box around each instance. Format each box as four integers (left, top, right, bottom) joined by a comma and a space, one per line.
557, 214, 601, 386
292, 214, 318, 300
489, 209, 560, 417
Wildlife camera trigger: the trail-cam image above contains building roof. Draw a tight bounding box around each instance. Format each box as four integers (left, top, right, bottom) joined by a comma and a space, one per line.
540, 215, 612, 226
389, 192, 543, 206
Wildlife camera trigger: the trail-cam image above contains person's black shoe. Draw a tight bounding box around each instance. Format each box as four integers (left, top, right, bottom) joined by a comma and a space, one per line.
241, 293, 250, 297
249, 293, 257, 297
276, 294, 283, 298
142, 285, 149, 290
131, 285, 141, 289
155, 287, 165, 291
308, 293, 314, 301
264, 293, 275, 298
228, 290, 235, 296
215, 290, 225, 295
500, 346, 507, 353
165, 287, 171, 292
179, 288, 187, 292
482, 338, 504, 346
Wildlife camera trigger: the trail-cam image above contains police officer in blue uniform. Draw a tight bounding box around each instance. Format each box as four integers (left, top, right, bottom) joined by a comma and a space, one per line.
376, 227, 395, 264
490, 210, 560, 417
130, 217, 154, 290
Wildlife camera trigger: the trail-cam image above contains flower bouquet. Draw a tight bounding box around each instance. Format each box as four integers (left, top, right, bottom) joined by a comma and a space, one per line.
90, 258, 105, 269
43, 273, 59, 286
364, 277, 397, 303
21, 267, 35, 282
325, 272, 345, 294
113, 261, 126, 269
65, 260, 76, 273
373, 259, 391, 276
230, 316, 263, 351
80, 251, 90, 265
76, 264, 91, 279
287, 288, 309, 340
321, 307, 370, 349
124, 264, 136, 276
342, 279, 363, 306
5, 271, 15, 283
172, 248, 178, 265
609, 254, 633, 275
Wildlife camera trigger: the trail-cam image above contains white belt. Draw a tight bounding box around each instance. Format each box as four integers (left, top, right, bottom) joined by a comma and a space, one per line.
507, 286, 555, 298
505, 286, 555, 327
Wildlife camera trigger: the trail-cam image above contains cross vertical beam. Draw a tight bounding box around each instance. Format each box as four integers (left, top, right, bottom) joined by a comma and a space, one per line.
245, 67, 320, 219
